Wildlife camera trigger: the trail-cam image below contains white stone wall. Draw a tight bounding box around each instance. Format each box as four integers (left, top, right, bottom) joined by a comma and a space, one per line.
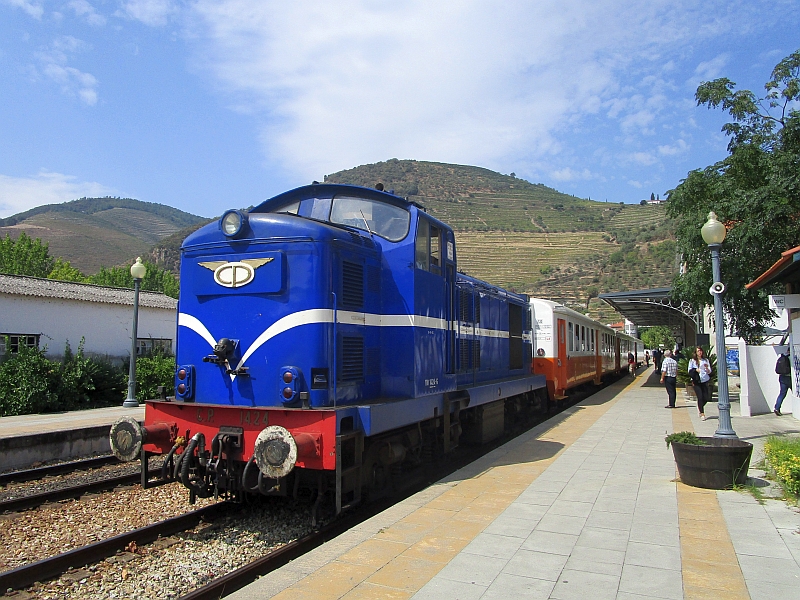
0, 294, 176, 361
738, 342, 795, 416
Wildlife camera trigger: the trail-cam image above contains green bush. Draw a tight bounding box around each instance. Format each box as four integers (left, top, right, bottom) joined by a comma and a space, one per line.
0, 343, 59, 415
131, 349, 175, 400
0, 338, 128, 416
665, 431, 705, 448
764, 436, 800, 497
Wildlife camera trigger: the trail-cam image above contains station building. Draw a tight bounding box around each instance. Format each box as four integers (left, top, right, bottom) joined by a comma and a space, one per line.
0, 273, 177, 363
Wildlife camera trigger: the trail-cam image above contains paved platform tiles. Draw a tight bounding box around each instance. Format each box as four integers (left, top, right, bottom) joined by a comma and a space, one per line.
230, 370, 800, 600
0, 405, 144, 438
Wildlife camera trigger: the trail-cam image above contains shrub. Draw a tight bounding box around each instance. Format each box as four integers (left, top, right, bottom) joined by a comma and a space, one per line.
132, 348, 175, 400
764, 436, 800, 497
56, 339, 95, 410
0, 343, 59, 415
665, 431, 705, 448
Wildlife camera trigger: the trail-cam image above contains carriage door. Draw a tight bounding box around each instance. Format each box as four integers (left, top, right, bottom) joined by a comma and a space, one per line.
557, 319, 567, 367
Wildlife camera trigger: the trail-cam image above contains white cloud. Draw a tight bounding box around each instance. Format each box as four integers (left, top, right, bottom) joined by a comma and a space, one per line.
34, 36, 99, 105
658, 139, 688, 156
67, 0, 106, 26
3, 0, 43, 19
627, 179, 643, 188
0, 171, 115, 218
630, 152, 657, 166
120, 0, 175, 26
185, 0, 735, 179
551, 167, 594, 182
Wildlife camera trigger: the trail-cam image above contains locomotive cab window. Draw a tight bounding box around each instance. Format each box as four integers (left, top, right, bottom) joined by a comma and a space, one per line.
415, 217, 443, 275
271, 195, 410, 241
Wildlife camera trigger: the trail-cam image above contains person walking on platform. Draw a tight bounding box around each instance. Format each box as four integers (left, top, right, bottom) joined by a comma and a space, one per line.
628, 351, 636, 377
645, 350, 650, 367
653, 348, 662, 373
774, 351, 792, 416
688, 346, 712, 420
661, 349, 678, 408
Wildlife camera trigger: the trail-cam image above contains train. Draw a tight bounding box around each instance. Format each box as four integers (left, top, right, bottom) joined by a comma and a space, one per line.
109, 183, 642, 518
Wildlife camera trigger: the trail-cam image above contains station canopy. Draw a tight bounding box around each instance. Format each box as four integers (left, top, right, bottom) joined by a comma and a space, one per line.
598, 287, 701, 343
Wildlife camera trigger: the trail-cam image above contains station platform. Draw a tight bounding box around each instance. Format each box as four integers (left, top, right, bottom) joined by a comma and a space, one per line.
0, 405, 144, 471
230, 369, 800, 600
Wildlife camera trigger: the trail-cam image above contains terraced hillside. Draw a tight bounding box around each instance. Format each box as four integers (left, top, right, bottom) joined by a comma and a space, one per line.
326, 159, 677, 319
0, 198, 204, 274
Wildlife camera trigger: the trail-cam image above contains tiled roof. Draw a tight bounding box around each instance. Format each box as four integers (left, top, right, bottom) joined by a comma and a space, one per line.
0, 274, 177, 310
745, 246, 800, 291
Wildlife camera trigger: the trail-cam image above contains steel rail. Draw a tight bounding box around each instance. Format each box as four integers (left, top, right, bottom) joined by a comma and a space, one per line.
0, 455, 120, 486
0, 502, 231, 592
0, 473, 146, 513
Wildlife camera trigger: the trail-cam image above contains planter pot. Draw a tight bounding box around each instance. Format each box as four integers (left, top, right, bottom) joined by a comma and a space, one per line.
671, 437, 753, 489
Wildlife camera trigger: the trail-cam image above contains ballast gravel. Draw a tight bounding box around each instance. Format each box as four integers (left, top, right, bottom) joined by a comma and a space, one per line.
3, 498, 312, 600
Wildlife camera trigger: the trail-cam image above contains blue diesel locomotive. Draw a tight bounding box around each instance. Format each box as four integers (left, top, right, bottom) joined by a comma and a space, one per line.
110, 183, 546, 513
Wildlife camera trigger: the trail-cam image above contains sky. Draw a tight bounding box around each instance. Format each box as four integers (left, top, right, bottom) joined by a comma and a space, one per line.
1, 1, 798, 219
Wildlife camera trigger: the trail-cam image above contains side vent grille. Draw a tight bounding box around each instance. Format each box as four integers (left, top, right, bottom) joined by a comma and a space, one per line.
341, 337, 364, 381
459, 339, 470, 370
347, 232, 376, 249
472, 340, 481, 370
341, 261, 364, 308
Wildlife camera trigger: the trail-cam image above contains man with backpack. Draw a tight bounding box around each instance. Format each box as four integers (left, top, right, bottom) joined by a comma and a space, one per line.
774, 351, 792, 416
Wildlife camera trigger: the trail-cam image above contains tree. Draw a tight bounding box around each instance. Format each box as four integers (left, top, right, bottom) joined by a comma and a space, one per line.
651, 193, 656, 202
640, 326, 675, 349
89, 260, 179, 299
48, 258, 88, 283
667, 50, 800, 343
0, 232, 54, 277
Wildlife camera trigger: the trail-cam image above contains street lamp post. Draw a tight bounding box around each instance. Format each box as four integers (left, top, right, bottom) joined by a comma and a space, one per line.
700, 212, 737, 438
123, 257, 147, 408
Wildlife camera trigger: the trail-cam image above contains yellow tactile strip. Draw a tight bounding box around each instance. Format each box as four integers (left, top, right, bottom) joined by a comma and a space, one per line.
671, 405, 750, 599
273, 380, 636, 600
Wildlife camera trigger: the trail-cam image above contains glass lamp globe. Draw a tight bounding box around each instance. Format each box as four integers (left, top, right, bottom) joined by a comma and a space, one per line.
130, 257, 147, 280
701, 211, 726, 245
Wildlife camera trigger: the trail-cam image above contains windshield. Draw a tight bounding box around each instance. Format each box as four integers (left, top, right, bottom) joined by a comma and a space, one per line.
271, 195, 410, 242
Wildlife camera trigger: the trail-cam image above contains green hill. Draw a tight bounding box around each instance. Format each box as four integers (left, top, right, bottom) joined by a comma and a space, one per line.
0, 197, 205, 274
326, 159, 677, 320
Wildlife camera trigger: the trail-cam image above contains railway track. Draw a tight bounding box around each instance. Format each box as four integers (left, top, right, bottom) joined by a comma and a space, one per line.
0, 455, 120, 486
0, 472, 144, 513
0, 503, 232, 593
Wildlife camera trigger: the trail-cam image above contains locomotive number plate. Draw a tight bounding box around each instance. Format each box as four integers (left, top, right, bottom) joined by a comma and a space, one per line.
240, 410, 267, 426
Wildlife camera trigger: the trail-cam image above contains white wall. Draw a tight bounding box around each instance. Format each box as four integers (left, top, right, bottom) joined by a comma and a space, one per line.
0, 295, 176, 361
739, 342, 795, 416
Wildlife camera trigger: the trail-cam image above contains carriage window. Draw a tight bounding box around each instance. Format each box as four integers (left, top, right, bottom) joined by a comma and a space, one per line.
568, 322, 573, 352
581, 326, 585, 352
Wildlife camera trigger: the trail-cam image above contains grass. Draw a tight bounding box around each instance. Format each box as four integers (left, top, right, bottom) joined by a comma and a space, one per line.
763, 435, 800, 500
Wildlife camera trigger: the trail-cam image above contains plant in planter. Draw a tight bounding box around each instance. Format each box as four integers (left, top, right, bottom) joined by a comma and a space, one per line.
666, 431, 753, 489
665, 432, 705, 448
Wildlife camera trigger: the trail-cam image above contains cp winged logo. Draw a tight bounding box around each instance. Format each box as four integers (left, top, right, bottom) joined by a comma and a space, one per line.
198, 258, 273, 288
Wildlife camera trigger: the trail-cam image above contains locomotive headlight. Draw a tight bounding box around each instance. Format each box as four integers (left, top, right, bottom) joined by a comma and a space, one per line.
283, 371, 294, 384
220, 210, 247, 237
282, 387, 293, 399
177, 369, 187, 380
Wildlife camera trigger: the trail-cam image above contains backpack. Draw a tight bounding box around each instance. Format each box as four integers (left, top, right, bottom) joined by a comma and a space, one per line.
776, 353, 791, 375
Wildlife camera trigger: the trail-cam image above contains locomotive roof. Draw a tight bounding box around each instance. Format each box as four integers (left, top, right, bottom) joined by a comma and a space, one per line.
250, 183, 417, 213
